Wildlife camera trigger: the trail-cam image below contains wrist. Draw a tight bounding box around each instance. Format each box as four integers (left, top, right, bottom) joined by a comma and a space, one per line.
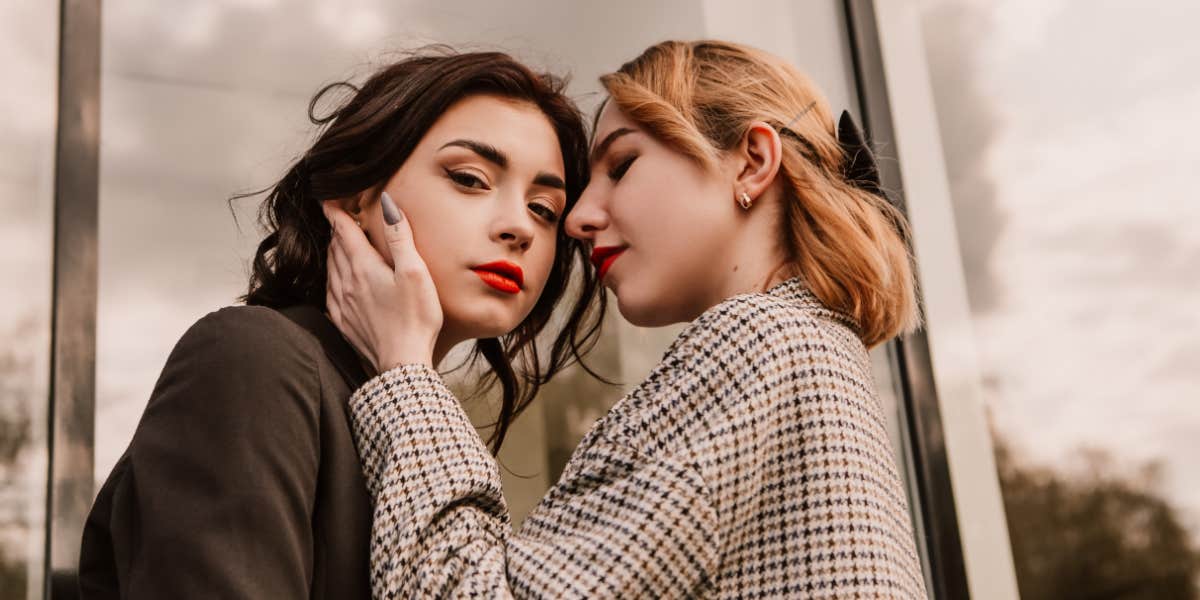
377, 344, 435, 372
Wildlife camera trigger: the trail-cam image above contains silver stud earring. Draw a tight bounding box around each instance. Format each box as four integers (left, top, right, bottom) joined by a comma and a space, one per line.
737, 191, 753, 210
354, 219, 362, 228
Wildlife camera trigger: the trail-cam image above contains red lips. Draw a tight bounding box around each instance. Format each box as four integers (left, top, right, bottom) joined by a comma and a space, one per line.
590, 246, 627, 280
472, 261, 524, 294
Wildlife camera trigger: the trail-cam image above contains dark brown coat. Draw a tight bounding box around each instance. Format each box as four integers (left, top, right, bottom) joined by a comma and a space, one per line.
79, 304, 373, 599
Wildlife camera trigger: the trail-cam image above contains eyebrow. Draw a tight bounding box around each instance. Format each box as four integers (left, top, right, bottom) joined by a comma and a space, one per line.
589, 127, 636, 165
440, 139, 508, 168
440, 138, 565, 191
533, 173, 566, 190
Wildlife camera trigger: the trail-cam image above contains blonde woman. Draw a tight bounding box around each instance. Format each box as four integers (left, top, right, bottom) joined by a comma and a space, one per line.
324, 40, 927, 598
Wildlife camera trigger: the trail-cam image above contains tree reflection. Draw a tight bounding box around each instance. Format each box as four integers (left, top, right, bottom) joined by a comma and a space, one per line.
995, 430, 1200, 599
0, 317, 36, 598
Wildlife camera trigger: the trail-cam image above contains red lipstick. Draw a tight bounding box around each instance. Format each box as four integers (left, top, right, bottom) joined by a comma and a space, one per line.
472, 261, 524, 294
590, 246, 627, 280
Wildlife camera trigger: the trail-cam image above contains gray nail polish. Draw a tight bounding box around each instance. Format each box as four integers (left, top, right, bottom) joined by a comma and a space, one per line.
381, 191, 402, 225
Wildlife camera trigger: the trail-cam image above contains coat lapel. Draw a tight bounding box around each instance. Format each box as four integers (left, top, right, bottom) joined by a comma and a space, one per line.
275, 304, 371, 392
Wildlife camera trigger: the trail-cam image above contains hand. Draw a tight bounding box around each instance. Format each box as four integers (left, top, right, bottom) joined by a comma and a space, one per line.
322, 192, 443, 372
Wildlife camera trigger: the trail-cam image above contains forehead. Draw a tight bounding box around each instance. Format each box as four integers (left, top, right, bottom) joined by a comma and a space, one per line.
592, 101, 638, 143
424, 94, 564, 171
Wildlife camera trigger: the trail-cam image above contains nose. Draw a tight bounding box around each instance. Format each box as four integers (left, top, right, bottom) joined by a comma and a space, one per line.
565, 181, 609, 241
493, 198, 535, 252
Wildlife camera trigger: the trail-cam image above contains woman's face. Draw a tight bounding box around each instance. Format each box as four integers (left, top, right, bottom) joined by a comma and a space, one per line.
356, 94, 566, 344
565, 103, 745, 326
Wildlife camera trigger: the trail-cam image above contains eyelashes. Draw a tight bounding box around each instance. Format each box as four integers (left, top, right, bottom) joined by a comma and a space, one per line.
528, 203, 559, 223
445, 168, 488, 190
608, 155, 637, 181
444, 168, 560, 224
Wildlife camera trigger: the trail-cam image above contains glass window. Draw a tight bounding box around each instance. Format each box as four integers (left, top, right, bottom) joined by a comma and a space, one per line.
921, 1, 1200, 597
0, 2, 59, 598
94, 0, 920, 556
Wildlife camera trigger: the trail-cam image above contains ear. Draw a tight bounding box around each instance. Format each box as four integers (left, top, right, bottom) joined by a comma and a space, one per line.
732, 121, 783, 203
333, 185, 383, 215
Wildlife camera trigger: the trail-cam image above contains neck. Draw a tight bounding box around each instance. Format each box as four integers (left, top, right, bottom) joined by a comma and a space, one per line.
432, 333, 459, 368
721, 257, 795, 298
337, 317, 460, 377
718, 210, 796, 299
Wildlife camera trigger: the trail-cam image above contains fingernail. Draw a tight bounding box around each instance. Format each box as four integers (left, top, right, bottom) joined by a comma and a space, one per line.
381, 191, 402, 225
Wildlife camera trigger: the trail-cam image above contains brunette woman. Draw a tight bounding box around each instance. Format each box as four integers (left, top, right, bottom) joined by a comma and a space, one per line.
77, 48, 602, 599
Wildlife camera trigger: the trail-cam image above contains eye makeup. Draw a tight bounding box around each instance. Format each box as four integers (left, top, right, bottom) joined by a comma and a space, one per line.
608, 154, 637, 181
528, 202, 559, 223
443, 167, 490, 190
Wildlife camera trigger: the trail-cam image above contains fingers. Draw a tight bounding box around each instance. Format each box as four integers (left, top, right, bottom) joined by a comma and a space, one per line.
379, 191, 420, 274
326, 241, 345, 309
321, 200, 354, 241
327, 229, 353, 290
323, 198, 378, 260
323, 205, 361, 339
323, 199, 375, 313
326, 236, 378, 370
319, 193, 440, 371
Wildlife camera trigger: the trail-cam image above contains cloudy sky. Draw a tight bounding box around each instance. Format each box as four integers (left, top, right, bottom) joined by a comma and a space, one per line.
921, 0, 1200, 532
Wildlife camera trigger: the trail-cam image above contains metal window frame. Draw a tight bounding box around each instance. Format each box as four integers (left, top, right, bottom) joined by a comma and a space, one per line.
843, 1, 1021, 599
45, 1, 100, 599
842, 2, 970, 597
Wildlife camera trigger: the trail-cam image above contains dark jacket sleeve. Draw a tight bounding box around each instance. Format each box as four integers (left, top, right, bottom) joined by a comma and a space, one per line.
81, 306, 322, 599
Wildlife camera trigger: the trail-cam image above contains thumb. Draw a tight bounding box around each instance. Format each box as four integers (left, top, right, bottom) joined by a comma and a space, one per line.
380, 190, 418, 270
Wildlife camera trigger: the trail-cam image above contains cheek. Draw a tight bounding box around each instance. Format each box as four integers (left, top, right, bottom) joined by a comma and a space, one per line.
618, 174, 725, 269
609, 169, 735, 318
522, 231, 559, 300
388, 177, 467, 286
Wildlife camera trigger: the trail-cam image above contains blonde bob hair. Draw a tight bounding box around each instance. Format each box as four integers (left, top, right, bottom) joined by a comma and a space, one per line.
599, 40, 920, 348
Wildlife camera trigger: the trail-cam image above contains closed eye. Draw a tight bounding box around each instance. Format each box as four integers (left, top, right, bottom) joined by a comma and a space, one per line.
608, 155, 636, 181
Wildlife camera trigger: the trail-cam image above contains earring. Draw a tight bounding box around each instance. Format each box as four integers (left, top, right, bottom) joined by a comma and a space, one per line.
737, 191, 753, 210
354, 219, 362, 228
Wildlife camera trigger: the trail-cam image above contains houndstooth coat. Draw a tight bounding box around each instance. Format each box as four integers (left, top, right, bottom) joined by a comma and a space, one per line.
348, 277, 929, 598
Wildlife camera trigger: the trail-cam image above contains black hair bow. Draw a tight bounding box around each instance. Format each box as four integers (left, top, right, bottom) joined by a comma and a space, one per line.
836, 110, 884, 198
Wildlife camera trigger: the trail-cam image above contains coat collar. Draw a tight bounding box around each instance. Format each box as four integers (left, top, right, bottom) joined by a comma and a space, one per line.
275, 304, 371, 391
765, 277, 861, 332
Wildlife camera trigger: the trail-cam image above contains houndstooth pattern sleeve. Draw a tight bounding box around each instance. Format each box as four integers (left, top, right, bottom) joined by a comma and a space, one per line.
349, 278, 928, 599
348, 365, 720, 599
347, 364, 514, 597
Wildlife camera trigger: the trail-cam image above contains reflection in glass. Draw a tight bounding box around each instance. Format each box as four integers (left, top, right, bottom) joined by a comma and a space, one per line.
95, 0, 918, 547
921, 0, 1200, 596
95, 0, 712, 530
0, 3, 58, 599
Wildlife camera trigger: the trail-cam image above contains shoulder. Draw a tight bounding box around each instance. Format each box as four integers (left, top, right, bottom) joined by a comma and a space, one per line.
128, 307, 326, 479
609, 284, 871, 413
649, 287, 873, 409
158, 305, 324, 397
668, 289, 843, 364
127, 305, 329, 450
175, 305, 317, 363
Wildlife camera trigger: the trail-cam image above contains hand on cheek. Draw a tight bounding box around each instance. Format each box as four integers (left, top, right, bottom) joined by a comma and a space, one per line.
321, 193, 443, 372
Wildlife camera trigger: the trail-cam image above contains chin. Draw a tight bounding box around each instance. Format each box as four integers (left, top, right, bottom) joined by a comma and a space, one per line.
442, 296, 524, 340
614, 292, 680, 328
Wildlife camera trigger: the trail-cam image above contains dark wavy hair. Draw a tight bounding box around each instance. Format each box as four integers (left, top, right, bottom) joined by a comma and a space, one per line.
234, 47, 607, 452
